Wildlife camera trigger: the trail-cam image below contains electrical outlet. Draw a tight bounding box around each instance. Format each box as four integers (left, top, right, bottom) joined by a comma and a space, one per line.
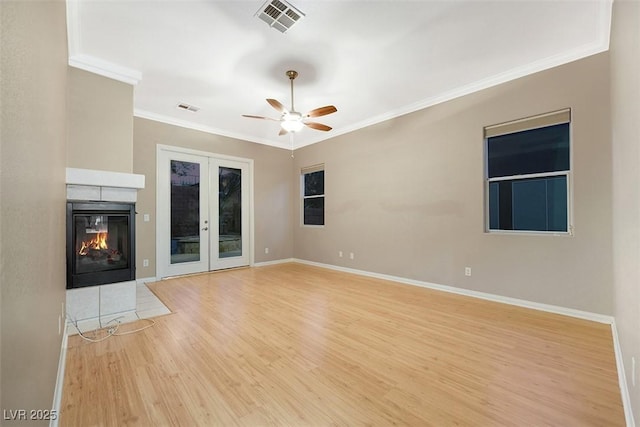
265, 247, 269, 254
465, 267, 472, 276
143, 213, 150, 222
339, 251, 343, 258
143, 259, 149, 267
349, 252, 355, 260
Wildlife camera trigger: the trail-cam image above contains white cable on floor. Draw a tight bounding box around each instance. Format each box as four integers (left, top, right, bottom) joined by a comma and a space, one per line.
113, 317, 156, 335
66, 286, 156, 343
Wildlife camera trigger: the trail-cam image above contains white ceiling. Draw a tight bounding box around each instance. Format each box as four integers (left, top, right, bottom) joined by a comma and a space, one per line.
66, 0, 611, 150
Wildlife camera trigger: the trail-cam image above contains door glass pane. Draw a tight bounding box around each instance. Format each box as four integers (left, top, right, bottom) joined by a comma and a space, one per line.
170, 160, 200, 264
219, 167, 242, 259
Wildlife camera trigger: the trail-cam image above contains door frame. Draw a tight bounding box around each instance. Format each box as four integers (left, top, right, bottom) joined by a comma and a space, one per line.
156, 144, 255, 279
156, 148, 210, 278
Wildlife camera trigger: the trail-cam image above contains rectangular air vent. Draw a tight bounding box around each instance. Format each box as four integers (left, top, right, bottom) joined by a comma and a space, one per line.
176, 103, 200, 113
256, 0, 305, 33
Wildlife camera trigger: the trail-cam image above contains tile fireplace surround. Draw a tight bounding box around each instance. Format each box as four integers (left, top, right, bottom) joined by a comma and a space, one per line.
66, 168, 145, 324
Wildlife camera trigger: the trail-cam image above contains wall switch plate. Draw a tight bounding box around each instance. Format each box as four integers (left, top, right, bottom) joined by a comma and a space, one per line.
265, 247, 269, 254
339, 251, 343, 257
349, 252, 354, 260
465, 267, 472, 276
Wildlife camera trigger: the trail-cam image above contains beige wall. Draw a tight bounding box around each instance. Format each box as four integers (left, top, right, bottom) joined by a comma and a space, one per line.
610, 0, 640, 421
133, 118, 294, 279
293, 53, 613, 315
1, 1, 68, 424
67, 68, 134, 173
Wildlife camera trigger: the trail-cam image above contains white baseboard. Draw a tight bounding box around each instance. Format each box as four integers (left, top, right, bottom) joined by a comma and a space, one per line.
50, 325, 68, 427
136, 276, 158, 285
252, 258, 295, 268
292, 258, 614, 324
611, 320, 636, 427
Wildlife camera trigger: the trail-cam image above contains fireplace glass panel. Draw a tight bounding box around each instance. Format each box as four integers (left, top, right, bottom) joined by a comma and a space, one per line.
67, 201, 135, 289
73, 213, 130, 275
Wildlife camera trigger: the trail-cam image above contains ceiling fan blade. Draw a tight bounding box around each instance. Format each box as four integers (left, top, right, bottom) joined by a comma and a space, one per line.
305, 122, 332, 132
266, 98, 287, 114
242, 114, 279, 121
305, 105, 337, 118
278, 128, 289, 136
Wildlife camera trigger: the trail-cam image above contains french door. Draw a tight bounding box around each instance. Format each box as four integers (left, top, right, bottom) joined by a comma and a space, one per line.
157, 146, 252, 279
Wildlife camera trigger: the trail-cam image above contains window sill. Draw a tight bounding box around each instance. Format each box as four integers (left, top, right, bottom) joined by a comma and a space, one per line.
486, 229, 573, 237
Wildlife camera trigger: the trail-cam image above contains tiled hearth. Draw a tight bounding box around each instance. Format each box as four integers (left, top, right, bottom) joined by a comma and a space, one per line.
66, 281, 136, 321
67, 281, 170, 335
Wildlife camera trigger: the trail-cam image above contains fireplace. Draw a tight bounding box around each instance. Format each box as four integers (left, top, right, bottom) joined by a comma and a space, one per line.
66, 201, 136, 289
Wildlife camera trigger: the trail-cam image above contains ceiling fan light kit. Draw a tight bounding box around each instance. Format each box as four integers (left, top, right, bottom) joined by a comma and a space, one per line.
281, 113, 304, 132
242, 70, 337, 136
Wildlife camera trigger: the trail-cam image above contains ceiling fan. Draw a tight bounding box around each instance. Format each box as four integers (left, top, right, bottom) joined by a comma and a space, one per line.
242, 70, 337, 136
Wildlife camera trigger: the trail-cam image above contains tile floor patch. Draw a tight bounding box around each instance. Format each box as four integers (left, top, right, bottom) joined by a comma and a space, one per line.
67, 282, 171, 335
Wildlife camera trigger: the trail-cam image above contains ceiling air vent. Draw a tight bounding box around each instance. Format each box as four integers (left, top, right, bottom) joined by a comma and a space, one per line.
176, 103, 200, 113
255, 0, 305, 33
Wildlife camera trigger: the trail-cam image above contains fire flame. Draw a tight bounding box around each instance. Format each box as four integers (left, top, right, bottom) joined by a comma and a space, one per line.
79, 232, 108, 255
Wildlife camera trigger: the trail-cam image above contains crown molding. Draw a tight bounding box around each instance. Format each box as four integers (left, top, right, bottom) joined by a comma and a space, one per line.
133, 109, 292, 151
68, 54, 142, 86
66, 0, 80, 58
66, 0, 142, 85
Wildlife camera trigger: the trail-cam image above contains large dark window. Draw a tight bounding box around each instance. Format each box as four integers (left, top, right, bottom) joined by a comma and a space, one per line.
302, 166, 324, 226
485, 110, 571, 233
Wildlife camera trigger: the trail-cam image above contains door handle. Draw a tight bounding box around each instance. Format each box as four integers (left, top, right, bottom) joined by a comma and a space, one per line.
202, 227, 208, 231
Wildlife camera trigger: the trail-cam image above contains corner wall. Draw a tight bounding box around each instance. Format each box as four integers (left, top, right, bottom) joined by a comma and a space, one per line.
293, 53, 613, 315
1, 1, 68, 424
610, 0, 640, 421
67, 68, 134, 173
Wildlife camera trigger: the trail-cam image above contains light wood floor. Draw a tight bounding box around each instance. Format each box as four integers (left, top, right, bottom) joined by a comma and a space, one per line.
60, 263, 625, 426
